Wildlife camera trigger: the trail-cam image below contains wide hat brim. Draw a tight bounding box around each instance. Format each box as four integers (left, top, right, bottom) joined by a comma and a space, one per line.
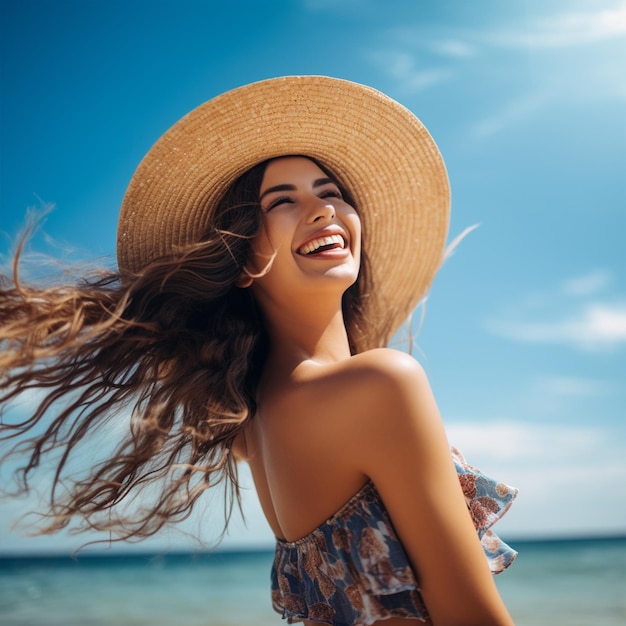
117, 75, 450, 348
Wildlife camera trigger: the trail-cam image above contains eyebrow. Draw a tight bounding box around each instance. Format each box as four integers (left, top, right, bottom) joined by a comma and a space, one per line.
259, 177, 335, 202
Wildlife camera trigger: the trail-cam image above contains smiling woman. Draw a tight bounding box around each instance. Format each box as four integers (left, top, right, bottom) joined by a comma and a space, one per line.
248, 157, 362, 327
0, 76, 517, 626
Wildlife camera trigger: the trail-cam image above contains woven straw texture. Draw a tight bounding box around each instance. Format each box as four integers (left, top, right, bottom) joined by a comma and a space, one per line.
117, 76, 450, 347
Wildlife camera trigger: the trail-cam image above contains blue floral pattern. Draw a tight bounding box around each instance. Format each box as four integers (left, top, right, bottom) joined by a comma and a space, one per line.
271, 447, 518, 625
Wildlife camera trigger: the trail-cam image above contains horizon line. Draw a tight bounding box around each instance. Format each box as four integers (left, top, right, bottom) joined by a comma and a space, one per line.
0, 532, 624, 561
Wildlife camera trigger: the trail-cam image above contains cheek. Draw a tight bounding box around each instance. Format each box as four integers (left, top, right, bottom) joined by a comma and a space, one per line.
256, 213, 298, 252
346, 212, 362, 252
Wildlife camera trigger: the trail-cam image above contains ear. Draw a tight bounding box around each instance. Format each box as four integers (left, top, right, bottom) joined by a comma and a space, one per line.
236, 269, 254, 288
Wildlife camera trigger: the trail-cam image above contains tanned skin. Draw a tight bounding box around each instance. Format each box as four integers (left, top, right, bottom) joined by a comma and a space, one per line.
233, 157, 514, 626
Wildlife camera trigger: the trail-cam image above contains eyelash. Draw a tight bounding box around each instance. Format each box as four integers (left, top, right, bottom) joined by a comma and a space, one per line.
266, 195, 292, 211
321, 189, 343, 199
265, 189, 343, 212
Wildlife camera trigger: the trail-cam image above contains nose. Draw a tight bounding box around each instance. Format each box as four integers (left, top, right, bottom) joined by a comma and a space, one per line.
306, 195, 335, 223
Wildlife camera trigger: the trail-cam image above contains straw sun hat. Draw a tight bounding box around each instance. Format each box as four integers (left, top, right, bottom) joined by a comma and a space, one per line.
117, 75, 450, 347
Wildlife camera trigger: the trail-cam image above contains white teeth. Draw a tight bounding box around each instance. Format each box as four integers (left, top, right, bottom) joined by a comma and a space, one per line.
299, 234, 345, 255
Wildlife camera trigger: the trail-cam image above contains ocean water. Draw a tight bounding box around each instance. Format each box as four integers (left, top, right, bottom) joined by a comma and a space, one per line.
0, 537, 624, 626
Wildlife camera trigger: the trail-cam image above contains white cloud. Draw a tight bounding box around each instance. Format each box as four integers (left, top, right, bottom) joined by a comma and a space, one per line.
561, 270, 612, 297
474, 3, 626, 114
446, 419, 626, 537
486, 270, 626, 351
387, 28, 477, 59
470, 93, 549, 138
428, 38, 476, 58
487, 1, 626, 49
366, 49, 454, 92
488, 302, 626, 352
537, 375, 614, 397
447, 420, 606, 463
363, 3, 625, 133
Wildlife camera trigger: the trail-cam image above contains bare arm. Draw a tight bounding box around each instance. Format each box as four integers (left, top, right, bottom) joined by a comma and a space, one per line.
350, 349, 514, 626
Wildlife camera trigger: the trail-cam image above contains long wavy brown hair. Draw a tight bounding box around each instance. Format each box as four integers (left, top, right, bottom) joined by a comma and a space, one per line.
0, 157, 371, 545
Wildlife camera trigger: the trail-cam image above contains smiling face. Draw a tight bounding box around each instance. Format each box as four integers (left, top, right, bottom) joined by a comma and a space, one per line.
248, 156, 362, 314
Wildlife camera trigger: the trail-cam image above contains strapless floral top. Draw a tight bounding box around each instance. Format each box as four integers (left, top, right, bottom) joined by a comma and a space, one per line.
271, 447, 518, 625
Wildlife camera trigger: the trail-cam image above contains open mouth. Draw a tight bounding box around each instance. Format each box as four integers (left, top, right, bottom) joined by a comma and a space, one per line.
298, 234, 346, 256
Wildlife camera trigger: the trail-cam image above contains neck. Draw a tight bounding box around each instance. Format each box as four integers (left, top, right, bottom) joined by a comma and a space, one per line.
260, 297, 352, 374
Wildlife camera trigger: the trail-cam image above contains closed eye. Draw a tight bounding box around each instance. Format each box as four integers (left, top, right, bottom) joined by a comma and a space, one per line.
265, 195, 294, 211
319, 189, 343, 200
264, 186, 343, 211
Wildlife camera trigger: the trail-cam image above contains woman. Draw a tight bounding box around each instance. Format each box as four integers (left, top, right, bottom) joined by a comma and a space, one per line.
1, 76, 517, 625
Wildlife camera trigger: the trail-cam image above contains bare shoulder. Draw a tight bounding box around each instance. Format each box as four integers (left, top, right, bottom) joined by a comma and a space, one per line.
336, 358, 515, 625
334, 348, 436, 432
298, 347, 443, 476
344, 347, 428, 389
278, 351, 514, 624
344, 347, 423, 374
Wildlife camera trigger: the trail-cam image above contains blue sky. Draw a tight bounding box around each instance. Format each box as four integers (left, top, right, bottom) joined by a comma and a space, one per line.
1, 0, 624, 553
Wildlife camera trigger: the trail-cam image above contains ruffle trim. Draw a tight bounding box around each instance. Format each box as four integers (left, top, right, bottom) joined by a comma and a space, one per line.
271, 448, 517, 625
451, 447, 518, 574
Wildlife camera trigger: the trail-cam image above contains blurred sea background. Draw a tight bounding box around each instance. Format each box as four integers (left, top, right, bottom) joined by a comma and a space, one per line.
1, 536, 625, 626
